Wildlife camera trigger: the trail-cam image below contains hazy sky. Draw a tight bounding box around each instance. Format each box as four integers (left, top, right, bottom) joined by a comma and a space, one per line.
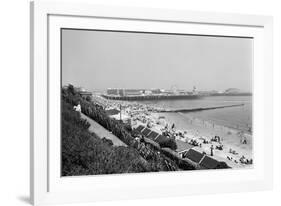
62, 29, 252, 92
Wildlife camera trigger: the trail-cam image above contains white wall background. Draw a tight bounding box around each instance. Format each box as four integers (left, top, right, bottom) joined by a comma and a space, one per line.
0, 0, 280, 205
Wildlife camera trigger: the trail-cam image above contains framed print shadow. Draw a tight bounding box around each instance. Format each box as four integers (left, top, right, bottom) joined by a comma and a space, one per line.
30, 1, 273, 205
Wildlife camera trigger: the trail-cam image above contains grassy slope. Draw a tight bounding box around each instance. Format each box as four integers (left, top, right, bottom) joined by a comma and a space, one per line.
62, 101, 150, 176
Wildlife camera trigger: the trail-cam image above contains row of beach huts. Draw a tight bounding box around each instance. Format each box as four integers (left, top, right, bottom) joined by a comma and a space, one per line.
133, 125, 230, 170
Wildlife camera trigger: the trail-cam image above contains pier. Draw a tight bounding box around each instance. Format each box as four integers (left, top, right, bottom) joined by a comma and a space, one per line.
101, 93, 251, 101
102, 94, 201, 101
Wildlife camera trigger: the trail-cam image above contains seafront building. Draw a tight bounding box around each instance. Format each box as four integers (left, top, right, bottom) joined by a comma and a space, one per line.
107, 88, 145, 96
104, 87, 201, 101
106, 87, 197, 96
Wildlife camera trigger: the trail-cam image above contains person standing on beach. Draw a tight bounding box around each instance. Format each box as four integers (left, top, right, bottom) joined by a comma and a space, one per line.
210, 145, 214, 156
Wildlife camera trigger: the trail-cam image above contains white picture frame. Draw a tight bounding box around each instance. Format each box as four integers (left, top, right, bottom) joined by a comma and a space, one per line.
30, 1, 273, 205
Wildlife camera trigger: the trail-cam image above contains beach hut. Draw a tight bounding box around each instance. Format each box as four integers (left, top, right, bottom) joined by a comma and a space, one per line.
147, 131, 159, 140
143, 137, 161, 150
183, 148, 204, 163
176, 140, 194, 155
134, 125, 145, 133
154, 135, 168, 144
141, 128, 152, 136
199, 155, 219, 169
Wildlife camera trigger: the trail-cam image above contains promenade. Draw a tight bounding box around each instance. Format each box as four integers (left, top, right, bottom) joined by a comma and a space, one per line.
80, 113, 127, 147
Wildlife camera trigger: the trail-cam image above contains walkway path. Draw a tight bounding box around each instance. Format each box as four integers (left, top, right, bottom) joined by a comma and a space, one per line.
80, 113, 127, 147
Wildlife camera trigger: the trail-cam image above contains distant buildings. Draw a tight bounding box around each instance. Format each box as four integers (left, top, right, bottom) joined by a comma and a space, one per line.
107, 88, 120, 96
144, 90, 152, 95
151, 89, 161, 94
104, 86, 251, 99
123, 89, 143, 96
103, 87, 203, 100
106, 87, 198, 97
107, 88, 144, 96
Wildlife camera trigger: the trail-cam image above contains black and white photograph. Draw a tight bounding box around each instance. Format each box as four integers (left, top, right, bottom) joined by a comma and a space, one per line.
1, 0, 279, 205
61, 28, 253, 176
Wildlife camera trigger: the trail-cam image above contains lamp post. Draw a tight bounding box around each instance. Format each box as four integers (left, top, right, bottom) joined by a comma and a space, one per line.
120, 104, 122, 121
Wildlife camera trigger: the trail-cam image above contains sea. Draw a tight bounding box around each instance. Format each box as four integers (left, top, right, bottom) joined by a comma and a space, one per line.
138, 96, 252, 133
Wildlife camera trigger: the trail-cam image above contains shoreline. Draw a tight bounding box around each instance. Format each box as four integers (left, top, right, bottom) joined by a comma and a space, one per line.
152, 111, 253, 168
177, 111, 252, 135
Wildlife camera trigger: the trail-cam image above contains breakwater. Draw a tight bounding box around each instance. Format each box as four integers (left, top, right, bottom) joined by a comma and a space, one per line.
157, 103, 244, 113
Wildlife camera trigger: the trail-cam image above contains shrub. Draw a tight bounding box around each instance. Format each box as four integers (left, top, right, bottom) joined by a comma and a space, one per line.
101, 137, 114, 146
86, 96, 92, 102
158, 138, 177, 151
67, 84, 76, 95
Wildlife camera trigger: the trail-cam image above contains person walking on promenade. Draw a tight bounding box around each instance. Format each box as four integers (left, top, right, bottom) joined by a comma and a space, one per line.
74, 102, 81, 113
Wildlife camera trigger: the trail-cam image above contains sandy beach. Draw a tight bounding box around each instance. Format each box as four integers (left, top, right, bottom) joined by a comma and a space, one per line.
153, 112, 253, 168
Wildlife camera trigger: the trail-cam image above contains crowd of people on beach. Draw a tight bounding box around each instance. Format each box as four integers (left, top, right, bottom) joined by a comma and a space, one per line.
227, 149, 253, 165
